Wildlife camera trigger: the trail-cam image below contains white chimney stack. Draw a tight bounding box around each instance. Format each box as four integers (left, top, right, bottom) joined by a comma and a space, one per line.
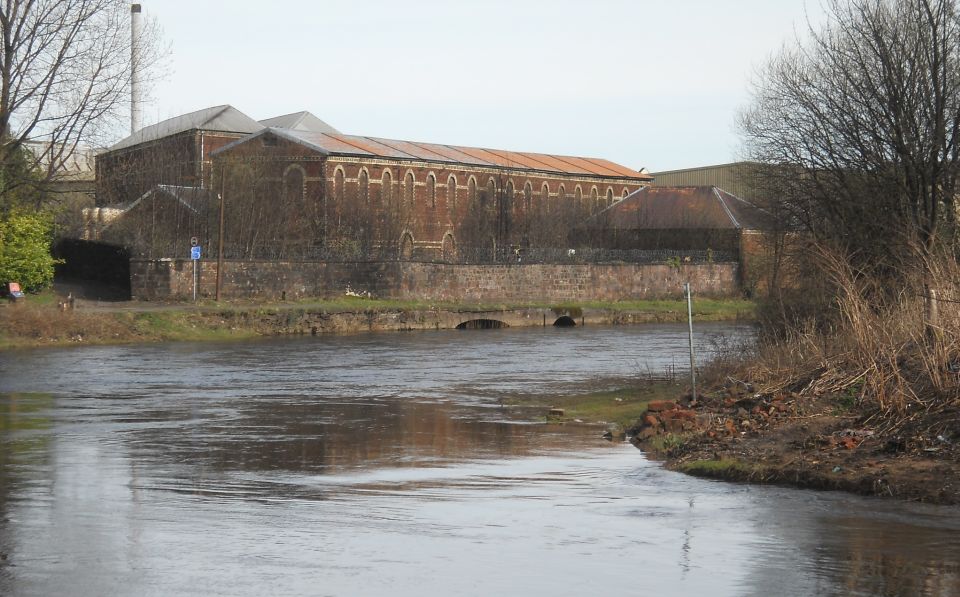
130, 4, 143, 134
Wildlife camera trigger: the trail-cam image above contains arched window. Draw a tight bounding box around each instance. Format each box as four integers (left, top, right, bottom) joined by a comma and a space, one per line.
557, 184, 566, 202
590, 187, 599, 213
574, 185, 583, 211
505, 180, 514, 203
381, 170, 393, 205
405, 171, 415, 208
427, 174, 436, 209
468, 176, 477, 204
334, 167, 345, 203
283, 164, 304, 203
448, 175, 458, 217
540, 183, 550, 213
523, 182, 532, 212
358, 169, 369, 203
485, 177, 496, 206
622, 187, 629, 199
606, 187, 614, 208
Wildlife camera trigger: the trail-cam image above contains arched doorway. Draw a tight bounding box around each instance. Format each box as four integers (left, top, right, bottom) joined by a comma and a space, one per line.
399, 232, 414, 260
441, 233, 457, 262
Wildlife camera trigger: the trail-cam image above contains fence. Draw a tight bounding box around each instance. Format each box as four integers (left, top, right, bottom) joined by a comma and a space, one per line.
159, 242, 737, 265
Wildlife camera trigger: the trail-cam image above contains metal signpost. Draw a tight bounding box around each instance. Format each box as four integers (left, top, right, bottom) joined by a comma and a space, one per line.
684, 282, 697, 404
190, 238, 201, 302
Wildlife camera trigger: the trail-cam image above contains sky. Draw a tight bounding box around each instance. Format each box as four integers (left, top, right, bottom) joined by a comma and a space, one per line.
139, 0, 824, 173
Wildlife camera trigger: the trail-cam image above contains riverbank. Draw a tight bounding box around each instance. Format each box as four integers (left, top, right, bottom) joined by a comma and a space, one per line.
0, 294, 754, 349
500, 371, 960, 504
625, 381, 960, 505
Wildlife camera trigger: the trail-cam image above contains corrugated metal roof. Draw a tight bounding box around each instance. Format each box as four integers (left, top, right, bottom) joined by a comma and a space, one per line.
258, 111, 340, 134
110, 105, 263, 151
214, 127, 651, 180
582, 186, 772, 230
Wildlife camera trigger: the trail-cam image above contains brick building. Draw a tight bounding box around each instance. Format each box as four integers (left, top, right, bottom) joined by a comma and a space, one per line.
212, 126, 651, 260
94, 104, 651, 260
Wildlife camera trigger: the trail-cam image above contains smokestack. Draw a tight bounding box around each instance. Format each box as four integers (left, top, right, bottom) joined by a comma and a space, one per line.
130, 4, 142, 134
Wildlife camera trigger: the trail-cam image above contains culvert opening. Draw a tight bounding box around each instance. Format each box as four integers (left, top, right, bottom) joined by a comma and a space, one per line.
456, 319, 509, 330
553, 316, 577, 327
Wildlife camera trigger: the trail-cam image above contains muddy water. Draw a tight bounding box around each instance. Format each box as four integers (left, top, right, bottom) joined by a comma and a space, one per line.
0, 324, 958, 597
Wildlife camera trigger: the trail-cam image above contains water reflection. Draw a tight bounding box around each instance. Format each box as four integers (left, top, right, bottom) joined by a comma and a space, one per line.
0, 324, 957, 596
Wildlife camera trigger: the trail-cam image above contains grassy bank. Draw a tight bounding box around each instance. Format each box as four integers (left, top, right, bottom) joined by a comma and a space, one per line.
0, 294, 754, 350
503, 381, 684, 432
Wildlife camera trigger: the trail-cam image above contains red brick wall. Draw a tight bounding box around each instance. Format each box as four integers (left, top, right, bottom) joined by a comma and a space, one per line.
96, 130, 249, 205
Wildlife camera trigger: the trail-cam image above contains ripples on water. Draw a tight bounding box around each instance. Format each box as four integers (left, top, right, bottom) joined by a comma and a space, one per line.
0, 324, 958, 596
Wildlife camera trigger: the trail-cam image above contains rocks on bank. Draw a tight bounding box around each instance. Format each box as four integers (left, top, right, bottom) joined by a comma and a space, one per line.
627, 379, 960, 505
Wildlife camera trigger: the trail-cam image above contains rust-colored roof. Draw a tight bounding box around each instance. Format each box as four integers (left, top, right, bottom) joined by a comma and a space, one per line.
582, 186, 772, 230
214, 128, 651, 181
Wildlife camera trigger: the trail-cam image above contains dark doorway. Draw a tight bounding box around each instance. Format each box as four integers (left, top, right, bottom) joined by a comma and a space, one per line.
553, 316, 577, 327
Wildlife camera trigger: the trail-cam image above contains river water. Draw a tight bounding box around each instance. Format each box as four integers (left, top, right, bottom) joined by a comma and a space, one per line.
0, 323, 958, 596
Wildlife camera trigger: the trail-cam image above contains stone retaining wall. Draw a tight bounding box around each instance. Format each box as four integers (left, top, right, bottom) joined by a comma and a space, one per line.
130, 259, 740, 302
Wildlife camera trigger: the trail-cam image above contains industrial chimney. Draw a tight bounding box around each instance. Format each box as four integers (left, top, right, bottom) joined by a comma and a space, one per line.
130, 4, 142, 134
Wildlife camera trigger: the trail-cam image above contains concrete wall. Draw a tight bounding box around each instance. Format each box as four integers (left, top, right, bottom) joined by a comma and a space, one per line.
130, 259, 740, 302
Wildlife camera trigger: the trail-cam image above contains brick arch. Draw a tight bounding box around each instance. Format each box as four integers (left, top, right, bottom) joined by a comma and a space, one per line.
380, 169, 393, 205
426, 171, 437, 209
467, 175, 478, 204
447, 174, 458, 218
540, 182, 550, 214
283, 163, 306, 202
333, 165, 346, 203
590, 185, 600, 214
622, 187, 630, 199
574, 185, 583, 211
557, 184, 566, 202
523, 181, 533, 212
485, 176, 496, 206
357, 167, 370, 203
441, 232, 457, 262
606, 186, 614, 207
403, 169, 416, 208
399, 229, 415, 260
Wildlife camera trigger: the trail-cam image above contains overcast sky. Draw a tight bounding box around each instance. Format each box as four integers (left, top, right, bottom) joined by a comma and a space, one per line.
140, 0, 823, 172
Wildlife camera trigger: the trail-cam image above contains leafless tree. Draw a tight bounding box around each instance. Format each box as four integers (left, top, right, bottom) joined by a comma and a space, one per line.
742, 0, 960, 261
0, 0, 163, 209
740, 0, 960, 331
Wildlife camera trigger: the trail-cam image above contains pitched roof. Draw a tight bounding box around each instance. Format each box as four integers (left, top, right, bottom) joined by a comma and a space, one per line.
582, 186, 772, 230
110, 105, 264, 151
121, 184, 211, 213
258, 111, 340, 134
214, 127, 650, 180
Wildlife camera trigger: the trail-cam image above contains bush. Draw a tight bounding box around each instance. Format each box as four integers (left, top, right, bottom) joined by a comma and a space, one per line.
0, 210, 58, 291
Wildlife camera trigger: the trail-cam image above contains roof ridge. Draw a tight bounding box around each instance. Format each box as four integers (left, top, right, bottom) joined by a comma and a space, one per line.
712, 186, 740, 229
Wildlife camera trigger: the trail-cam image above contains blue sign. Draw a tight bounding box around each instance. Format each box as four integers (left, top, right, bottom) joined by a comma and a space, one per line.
190, 245, 202, 260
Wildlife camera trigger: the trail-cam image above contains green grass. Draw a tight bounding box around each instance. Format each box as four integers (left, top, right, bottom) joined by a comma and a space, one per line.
646, 432, 693, 454
129, 311, 256, 342
504, 381, 682, 429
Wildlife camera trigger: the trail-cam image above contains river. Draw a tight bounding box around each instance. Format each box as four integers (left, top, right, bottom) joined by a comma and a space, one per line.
0, 323, 958, 596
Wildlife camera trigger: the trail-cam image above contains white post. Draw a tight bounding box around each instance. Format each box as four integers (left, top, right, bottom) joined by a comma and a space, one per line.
685, 282, 697, 404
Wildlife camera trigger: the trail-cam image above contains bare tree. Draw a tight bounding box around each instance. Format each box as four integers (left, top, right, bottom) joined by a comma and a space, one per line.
0, 0, 163, 210
741, 0, 960, 265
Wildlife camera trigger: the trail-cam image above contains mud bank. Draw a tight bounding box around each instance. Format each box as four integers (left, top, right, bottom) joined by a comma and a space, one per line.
628, 386, 960, 505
